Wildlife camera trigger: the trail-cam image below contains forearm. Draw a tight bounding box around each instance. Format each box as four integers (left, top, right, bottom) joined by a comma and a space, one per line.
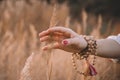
96, 39, 120, 58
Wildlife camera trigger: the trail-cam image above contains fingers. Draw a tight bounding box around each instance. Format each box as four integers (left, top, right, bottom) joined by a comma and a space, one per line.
39, 32, 64, 43
39, 30, 49, 37
48, 27, 73, 37
40, 36, 50, 42
42, 42, 61, 50
39, 27, 75, 38
40, 35, 64, 42
39, 30, 64, 38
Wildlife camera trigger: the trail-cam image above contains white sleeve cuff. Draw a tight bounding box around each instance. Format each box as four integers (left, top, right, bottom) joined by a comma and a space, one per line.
107, 34, 120, 45
107, 34, 120, 63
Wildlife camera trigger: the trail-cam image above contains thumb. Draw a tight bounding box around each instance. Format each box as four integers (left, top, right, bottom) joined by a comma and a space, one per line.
62, 38, 79, 46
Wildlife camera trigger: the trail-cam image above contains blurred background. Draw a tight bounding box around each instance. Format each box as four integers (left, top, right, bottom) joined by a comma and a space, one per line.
0, 0, 120, 80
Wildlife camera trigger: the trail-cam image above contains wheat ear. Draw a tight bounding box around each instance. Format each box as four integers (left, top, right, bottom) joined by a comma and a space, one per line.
19, 53, 35, 80
46, 4, 58, 80
82, 9, 87, 34
65, 16, 70, 28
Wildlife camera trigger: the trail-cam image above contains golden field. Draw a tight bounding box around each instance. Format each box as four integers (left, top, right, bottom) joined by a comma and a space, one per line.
0, 0, 120, 80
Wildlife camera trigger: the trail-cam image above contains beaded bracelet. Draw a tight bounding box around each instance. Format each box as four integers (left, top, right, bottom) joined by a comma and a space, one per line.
80, 35, 97, 58
71, 35, 97, 76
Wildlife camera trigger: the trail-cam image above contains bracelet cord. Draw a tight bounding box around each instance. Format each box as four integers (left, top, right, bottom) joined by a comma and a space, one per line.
71, 35, 97, 77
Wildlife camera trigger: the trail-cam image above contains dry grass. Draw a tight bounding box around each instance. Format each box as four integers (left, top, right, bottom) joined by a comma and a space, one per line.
46, 4, 58, 80
19, 52, 35, 80
0, 0, 120, 80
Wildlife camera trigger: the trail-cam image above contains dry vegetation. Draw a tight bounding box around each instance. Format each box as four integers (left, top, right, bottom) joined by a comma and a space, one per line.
0, 0, 120, 80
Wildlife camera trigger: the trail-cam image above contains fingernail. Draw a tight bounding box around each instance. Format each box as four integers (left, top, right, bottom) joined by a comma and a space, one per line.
62, 40, 68, 45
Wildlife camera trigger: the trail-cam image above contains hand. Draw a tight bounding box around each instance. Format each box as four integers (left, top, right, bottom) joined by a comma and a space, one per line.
39, 27, 87, 53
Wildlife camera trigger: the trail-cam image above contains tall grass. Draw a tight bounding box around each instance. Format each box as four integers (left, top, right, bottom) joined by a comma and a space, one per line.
0, 0, 120, 80
46, 4, 58, 80
19, 53, 35, 80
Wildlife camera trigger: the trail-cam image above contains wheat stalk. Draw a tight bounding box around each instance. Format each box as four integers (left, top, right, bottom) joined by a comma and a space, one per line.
76, 22, 82, 34
82, 9, 87, 34
29, 24, 37, 51
49, 4, 58, 28
90, 14, 102, 38
104, 19, 113, 37
19, 52, 35, 80
46, 4, 58, 80
65, 16, 70, 28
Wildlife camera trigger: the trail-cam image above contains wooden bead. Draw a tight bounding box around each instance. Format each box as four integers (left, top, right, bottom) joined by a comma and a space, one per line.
71, 35, 97, 76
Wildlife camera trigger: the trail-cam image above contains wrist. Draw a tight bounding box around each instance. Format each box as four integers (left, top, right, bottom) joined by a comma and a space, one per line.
78, 35, 88, 51
80, 35, 97, 56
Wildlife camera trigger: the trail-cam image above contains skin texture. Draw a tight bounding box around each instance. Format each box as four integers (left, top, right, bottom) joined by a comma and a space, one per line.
39, 27, 120, 58
97, 39, 120, 58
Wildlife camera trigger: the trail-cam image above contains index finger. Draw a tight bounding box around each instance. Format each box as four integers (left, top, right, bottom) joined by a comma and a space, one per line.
39, 30, 64, 38
39, 30, 49, 37
48, 27, 73, 37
